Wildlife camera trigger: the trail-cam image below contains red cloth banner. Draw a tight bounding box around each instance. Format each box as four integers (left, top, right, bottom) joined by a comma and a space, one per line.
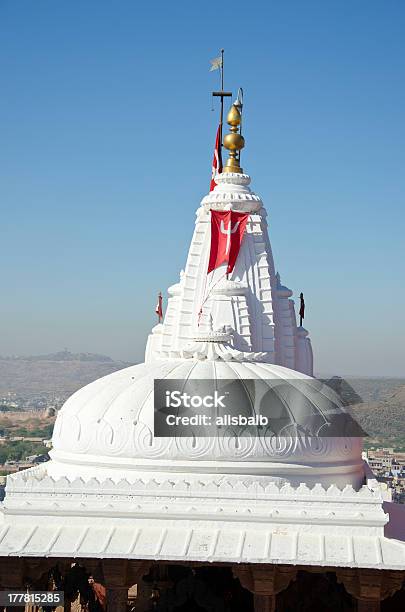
207, 210, 249, 274
209, 124, 223, 191
227, 211, 249, 274
155, 292, 163, 321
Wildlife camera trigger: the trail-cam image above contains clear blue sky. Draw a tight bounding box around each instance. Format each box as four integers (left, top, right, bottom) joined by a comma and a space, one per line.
1, 1, 404, 375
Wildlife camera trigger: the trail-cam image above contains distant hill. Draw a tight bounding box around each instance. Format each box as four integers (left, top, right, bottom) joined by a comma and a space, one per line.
349, 384, 405, 448
2, 350, 115, 363
389, 385, 405, 405
321, 376, 363, 406
0, 353, 132, 400
317, 376, 405, 448
318, 375, 405, 403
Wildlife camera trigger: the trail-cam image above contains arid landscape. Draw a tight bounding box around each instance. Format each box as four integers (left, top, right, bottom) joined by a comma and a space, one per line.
0, 352, 133, 471
0, 351, 131, 399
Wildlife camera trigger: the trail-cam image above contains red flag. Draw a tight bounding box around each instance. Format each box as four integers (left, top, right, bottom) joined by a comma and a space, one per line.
227, 211, 249, 274
207, 210, 249, 274
155, 292, 163, 322
209, 125, 223, 191
207, 211, 230, 272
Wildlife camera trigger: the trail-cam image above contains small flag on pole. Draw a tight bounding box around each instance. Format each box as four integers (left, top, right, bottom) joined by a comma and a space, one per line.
210, 124, 223, 191
155, 292, 163, 322
299, 292, 305, 326
209, 55, 223, 71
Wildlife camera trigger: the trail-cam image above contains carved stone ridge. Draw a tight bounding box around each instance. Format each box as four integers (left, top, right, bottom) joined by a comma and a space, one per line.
7, 470, 383, 503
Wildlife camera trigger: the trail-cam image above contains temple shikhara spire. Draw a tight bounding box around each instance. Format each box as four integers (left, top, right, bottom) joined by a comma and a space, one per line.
1, 60, 405, 610
145, 92, 313, 376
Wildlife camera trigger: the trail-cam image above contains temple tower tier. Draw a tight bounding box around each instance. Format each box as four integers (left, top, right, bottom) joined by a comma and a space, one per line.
145, 171, 313, 377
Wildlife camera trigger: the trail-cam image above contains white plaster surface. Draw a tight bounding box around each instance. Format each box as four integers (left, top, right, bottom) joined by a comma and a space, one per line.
1, 466, 405, 569
48, 359, 364, 489
1, 169, 405, 570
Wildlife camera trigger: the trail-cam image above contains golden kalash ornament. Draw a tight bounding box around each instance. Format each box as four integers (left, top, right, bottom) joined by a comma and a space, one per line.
222, 102, 245, 173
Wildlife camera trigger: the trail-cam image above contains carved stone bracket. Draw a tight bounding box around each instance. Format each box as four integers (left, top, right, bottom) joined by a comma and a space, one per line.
23, 557, 69, 587
233, 564, 297, 612
233, 564, 297, 596
336, 568, 405, 611
102, 559, 152, 612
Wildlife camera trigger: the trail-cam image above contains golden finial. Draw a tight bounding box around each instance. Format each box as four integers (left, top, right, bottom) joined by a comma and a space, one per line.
222, 100, 245, 173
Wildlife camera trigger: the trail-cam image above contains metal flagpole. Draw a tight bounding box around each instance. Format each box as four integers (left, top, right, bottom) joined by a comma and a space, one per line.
236, 87, 243, 165
212, 49, 232, 151
220, 48, 224, 140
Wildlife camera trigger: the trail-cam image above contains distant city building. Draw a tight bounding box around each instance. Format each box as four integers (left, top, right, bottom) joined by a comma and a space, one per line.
364, 448, 405, 504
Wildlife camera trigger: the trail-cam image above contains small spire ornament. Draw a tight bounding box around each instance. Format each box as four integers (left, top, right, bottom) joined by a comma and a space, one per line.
222, 102, 245, 173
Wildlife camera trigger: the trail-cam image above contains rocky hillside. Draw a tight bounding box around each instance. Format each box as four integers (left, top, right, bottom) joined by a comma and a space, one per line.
349, 384, 405, 448
0, 353, 131, 400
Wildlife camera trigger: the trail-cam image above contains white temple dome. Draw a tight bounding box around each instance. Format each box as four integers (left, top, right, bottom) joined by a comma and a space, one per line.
50, 358, 364, 488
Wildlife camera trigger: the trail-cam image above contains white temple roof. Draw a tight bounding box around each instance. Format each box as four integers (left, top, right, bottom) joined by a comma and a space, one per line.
0, 521, 404, 570
1, 464, 405, 570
